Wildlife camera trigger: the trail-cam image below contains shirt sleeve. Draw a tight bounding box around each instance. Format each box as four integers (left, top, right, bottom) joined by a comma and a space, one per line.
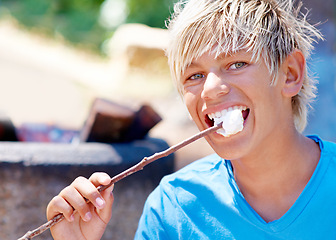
134, 181, 178, 239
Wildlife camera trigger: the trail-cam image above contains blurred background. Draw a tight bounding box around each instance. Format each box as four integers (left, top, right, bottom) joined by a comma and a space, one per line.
0, 0, 335, 167
0, 1, 335, 239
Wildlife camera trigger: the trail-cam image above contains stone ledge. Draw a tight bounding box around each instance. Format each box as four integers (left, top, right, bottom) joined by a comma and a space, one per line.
0, 138, 174, 240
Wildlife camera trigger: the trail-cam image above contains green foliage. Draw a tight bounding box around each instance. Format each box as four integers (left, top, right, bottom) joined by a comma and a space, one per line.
1, 0, 107, 53
126, 0, 175, 28
0, 0, 175, 54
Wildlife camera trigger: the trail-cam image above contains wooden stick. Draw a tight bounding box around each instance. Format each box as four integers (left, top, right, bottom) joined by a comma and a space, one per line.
17, 124, 221, 240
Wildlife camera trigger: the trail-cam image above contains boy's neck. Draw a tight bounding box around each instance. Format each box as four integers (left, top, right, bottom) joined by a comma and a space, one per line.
230, 131, 321, 222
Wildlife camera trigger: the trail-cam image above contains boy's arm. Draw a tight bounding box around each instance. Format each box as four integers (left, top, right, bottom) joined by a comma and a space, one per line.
46, 172, 114, 240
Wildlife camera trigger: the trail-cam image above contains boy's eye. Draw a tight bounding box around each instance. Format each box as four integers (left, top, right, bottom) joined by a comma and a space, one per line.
189, 73, 205, 80
229, 62, 246, 70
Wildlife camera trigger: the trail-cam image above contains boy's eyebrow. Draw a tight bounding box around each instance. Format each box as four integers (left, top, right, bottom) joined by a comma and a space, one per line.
216, 51, 241, 60
184, 50, 252, 72
184, 61, 202, 72
217, 54, 231, 60
186, 54, 233, 68
187, 62, 201, 68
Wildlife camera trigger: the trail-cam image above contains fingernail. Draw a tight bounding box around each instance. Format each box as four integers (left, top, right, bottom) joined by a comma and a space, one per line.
96, 197, 105, 208
84, 212, 92, 222
69, 214, 75, 222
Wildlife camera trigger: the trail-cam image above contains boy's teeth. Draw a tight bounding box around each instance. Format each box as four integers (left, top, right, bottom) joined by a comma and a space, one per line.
208, 106, 246, 120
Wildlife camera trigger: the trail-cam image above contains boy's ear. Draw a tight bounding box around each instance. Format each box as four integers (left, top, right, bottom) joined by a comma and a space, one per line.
281, 49, 305, 98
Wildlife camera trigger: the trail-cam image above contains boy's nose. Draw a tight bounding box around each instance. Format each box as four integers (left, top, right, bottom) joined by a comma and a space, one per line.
201, 72, 230, 100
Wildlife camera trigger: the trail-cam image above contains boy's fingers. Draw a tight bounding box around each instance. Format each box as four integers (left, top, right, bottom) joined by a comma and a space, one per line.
47, 195, 74, 222
47, 173, 113, 224
89, 172, 112, 187
59, 185, 93, 222
71, 176, 106, 211
87, 173, 114, 223
96, 184, 115, 224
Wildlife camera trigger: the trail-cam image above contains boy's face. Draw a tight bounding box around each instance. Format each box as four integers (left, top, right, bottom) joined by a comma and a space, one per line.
181, 50, 290, 160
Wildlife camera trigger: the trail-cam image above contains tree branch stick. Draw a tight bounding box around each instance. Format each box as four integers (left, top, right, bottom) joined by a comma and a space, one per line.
17, 124, 221, 240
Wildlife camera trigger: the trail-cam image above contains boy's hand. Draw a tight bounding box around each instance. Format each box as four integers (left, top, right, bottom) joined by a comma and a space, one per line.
46, 172, 114, 240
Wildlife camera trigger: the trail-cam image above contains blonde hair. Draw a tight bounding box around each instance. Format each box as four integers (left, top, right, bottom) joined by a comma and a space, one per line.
166, 0, 323, 132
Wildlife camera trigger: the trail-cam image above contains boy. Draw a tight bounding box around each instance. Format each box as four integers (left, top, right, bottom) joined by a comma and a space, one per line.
47, 0, 336, 239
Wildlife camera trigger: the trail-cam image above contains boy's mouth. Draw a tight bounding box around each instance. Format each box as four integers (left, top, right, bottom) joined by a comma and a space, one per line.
205, 106, 250, 136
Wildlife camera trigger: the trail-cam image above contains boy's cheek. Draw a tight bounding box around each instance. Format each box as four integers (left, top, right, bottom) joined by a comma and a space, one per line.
183, 95, 198, 113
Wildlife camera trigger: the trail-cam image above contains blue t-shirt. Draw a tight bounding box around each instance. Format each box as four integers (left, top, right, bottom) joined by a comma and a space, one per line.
135, 136, 336, 239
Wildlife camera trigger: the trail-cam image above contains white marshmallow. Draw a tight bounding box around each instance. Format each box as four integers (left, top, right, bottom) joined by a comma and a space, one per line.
214, 108, 244, 137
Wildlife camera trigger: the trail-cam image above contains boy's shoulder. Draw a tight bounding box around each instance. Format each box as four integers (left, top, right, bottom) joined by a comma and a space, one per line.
322, 138, 336, 152
309, 135, 336, 166
312, 135, 336, 155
